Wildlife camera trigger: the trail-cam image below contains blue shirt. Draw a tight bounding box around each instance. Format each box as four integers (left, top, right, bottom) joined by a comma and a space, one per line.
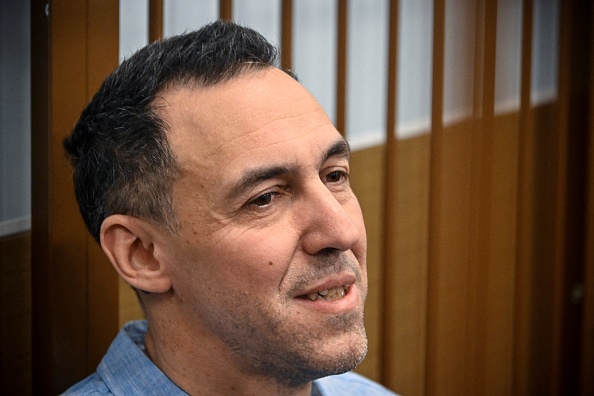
63, 321, 396, 395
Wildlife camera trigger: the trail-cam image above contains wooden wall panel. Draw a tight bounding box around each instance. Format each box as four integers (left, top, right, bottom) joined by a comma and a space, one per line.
30, 0, 51, 391
0, 233, 32, 395
558, 3, 592, 394
219, 0, 233, 20
429, 120, 474, 395
381, 0, 405, 392
513, 0, 534, 393
85, 0, 120, 374
336, 0, 347, 136
481, 111, 519, 394
524, 102, 561, 394
33, 1, 90, 392
149, 0, 164, 42
350, 145, 386, 383
551, 2, 571, 392
31, 0, 120, 393
281, 0, 293, 71
426, 0, 445, 389
385, 133, 431, 396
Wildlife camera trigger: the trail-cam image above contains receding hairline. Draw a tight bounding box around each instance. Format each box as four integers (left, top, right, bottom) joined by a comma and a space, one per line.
156, 59, 274, 92
153, 61, 291, 102
149, 63, 277, 140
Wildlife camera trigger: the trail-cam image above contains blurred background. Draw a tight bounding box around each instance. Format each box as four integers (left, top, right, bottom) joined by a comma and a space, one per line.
1, 0, 592, 394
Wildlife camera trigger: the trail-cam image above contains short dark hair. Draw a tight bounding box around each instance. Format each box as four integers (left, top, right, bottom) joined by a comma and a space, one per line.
64, 20, 280, 242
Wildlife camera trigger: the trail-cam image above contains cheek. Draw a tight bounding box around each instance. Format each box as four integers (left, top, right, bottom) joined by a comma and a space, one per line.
200, 227, 299, 288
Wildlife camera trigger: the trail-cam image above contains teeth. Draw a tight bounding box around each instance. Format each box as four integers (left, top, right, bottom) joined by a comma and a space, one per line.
304, 285, 348, 301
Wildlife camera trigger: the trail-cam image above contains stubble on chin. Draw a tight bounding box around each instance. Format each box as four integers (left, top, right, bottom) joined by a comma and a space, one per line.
236, 299, 368, 389
211, 252, 369, 388
265, 254, 369, 386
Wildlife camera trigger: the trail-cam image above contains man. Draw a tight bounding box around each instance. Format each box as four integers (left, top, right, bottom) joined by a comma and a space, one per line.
63, 20, 395, 395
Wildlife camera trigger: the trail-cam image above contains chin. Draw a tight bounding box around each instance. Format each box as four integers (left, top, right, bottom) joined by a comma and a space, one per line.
320, 331, 369, 373
304, 310, 369, 372
322, 342, 368, 376
280, 330, 369, 388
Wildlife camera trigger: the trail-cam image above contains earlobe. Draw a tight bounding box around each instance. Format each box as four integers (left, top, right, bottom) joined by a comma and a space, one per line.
100, 215, 172, 293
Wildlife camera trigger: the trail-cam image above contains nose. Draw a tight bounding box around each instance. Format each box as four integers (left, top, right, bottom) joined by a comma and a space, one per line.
298, 181, 361, 255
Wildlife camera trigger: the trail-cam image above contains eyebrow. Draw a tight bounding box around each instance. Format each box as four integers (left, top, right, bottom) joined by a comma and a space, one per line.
226, 138, 351, 201
323, 139, 351, 163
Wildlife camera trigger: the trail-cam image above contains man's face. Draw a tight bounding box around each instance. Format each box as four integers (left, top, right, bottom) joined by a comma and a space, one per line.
157, 68, 368, 386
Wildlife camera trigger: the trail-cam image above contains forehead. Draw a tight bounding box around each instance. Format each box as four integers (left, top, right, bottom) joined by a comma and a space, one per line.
157, 68, 342, 175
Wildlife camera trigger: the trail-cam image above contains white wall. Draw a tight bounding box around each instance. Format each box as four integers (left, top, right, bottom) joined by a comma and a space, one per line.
0, 0, 31, 236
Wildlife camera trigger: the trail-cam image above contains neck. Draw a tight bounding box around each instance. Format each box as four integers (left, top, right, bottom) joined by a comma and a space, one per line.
142, 303, 313, 396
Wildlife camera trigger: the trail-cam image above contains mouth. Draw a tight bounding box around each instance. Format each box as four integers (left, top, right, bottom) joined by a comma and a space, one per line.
297, 284, 351, 302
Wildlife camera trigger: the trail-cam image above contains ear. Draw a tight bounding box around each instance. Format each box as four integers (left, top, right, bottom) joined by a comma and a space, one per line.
100, 215, 172, 293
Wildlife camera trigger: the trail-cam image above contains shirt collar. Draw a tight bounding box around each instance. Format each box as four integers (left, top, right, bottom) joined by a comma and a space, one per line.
97, 320, 188, 396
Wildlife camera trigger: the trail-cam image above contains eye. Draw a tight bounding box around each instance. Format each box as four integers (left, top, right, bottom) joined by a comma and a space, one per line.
325, 170, 348, 184
250, 192, 275, 207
